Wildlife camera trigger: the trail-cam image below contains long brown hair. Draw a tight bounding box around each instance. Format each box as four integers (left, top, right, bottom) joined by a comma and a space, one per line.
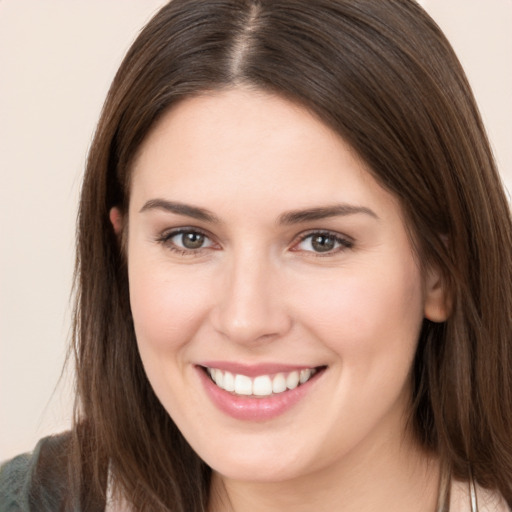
72, 0, 512, 509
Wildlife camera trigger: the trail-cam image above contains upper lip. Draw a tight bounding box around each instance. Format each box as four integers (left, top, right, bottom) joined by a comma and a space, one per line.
198, 361, 324, 377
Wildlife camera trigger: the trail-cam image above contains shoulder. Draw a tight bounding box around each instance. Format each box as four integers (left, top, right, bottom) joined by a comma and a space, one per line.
0, 432, 73, 512
0, 452, 31, 512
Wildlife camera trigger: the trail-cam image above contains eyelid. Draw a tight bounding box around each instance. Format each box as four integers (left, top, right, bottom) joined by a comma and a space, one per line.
291, 229, 354, 254
156, 226, 219, 255
157, 226, 210, 240
155, 226, 353, 257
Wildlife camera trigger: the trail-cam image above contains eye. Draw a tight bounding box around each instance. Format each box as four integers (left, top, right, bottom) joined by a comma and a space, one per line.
173, 231, 211, 249
158, 229, 216, 253
294, 231, 353, 254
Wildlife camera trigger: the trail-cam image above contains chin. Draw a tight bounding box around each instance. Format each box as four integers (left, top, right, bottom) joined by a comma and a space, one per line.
211, 458, 306, 483
191, 434, 316, 483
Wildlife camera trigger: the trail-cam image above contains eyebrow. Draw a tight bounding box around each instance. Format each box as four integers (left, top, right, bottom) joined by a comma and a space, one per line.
140, 199, 220, 223
278, 204, 379, 224
140, 198, 378, 225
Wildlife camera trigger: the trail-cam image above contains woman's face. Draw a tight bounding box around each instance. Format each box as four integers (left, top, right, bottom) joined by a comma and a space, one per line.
119, 88, 446, 483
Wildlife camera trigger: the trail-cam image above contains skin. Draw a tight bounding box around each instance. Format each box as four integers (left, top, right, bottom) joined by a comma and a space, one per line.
111, 88, 449, 512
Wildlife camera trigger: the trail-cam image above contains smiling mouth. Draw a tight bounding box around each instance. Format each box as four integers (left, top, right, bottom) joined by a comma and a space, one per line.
202, 366, 326, 398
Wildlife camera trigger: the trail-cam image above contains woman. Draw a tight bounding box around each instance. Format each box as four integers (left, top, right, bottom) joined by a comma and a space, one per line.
1, 0, 511, 511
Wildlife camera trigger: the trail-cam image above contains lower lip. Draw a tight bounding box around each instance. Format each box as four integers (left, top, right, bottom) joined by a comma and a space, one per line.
196, 366, 324, 421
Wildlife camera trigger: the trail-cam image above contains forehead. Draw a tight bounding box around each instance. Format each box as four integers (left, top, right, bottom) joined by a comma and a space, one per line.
129, 87, 401, 224
131, 88, 351, 178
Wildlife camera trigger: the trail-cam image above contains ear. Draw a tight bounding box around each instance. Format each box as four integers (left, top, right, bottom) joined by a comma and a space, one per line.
109, 207, 124, 235
423, 266, 451, 323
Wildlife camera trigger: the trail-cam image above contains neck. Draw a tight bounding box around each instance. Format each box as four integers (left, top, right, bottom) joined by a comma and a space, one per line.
208, 434, 440, 512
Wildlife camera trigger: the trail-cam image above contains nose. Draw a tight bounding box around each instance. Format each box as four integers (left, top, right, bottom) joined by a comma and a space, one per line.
210, 250, 292, 345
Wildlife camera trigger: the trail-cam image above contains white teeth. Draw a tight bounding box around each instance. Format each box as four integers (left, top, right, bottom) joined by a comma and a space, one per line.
223, 371, 235, 392
272, 373, 287, 393
253, 375, 273, 396
299, 369, 312, 384
286, 371, 299, 390
206, 367, 319, 396
234, 374, 252, 395
214, 369, 224, 387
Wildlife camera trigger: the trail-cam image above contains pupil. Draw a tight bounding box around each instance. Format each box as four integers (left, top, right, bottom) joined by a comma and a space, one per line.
182, 232, 204, 249
312, 234, 335, 252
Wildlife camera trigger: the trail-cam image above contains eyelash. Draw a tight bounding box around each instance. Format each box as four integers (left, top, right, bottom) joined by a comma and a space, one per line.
155, 228, 216, 257
155, 228, 354, 257
293, 230, 354, 256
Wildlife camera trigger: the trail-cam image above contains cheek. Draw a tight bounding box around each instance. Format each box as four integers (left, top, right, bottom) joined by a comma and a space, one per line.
127, 256, 215, 418
294, 259, 425, 361
291, 260, 425, 451
128, 258, 211, 355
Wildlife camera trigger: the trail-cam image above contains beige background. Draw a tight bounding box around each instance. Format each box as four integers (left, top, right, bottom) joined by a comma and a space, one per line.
1, 1, 511, 462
